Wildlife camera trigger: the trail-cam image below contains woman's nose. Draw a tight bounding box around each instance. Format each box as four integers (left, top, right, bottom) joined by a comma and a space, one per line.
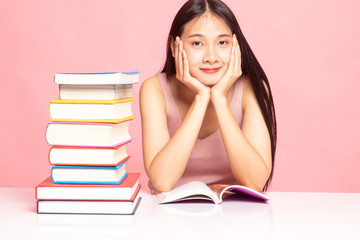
203, 45, 218, 64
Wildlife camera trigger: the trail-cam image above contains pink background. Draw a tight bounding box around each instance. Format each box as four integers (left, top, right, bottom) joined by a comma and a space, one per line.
1, 0, 359, 192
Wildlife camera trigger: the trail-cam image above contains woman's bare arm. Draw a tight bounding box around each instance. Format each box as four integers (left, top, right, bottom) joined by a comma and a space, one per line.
140, 76, 210, 192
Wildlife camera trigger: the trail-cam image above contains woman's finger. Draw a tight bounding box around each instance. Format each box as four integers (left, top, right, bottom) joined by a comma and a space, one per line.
225, 35, 236, 78
182, 50, 190, 80
233, 35, 239, 75
174, 37, 180, 79
235, 35, 242, 75
178, 38, 184, 80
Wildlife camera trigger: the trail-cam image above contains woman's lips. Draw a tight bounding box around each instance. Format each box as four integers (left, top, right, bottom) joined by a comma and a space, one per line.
200, 67, 221, 74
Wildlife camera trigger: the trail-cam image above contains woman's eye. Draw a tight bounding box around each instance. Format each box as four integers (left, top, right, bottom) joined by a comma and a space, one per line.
192, 41, 203, 46
219, 40, 228, 46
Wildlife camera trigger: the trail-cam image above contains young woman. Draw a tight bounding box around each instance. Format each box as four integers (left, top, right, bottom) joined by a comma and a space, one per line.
140, 0, 277, 192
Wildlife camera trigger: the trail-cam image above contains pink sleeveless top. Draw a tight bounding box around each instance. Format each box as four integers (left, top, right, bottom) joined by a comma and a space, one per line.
157, 72, 244, 188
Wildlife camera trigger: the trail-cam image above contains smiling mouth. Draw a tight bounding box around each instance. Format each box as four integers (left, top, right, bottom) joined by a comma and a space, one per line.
200, 67, 221, 74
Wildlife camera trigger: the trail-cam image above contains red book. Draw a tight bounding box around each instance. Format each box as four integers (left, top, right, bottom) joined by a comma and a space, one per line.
35, 173, 140, 201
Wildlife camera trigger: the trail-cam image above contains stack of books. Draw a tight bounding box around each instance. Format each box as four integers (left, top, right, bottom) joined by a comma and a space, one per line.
35, 72, 141, 215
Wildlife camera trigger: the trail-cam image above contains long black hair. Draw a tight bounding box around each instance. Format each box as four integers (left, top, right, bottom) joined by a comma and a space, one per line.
162, 0, 277, 191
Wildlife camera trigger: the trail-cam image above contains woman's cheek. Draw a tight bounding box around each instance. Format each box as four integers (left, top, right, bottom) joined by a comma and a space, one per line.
185, 49, 202, 65
219, 49, 232, 66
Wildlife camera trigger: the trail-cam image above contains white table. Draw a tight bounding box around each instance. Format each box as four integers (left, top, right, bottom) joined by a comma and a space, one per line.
0, 188, 359, 239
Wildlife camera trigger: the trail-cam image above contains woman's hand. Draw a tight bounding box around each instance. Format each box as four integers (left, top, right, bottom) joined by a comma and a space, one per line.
174, 37, 211, 96
211, 34, 242, 100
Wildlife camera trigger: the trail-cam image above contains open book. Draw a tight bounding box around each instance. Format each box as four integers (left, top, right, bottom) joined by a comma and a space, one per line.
154, 181, 269, 204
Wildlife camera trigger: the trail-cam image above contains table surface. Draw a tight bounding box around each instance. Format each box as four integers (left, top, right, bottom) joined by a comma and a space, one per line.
0, 188, 359, 240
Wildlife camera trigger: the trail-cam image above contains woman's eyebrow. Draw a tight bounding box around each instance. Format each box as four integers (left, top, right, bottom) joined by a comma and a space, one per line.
187, 33, 204, 38
187, 33, 232, 38
218, 34, 232, 38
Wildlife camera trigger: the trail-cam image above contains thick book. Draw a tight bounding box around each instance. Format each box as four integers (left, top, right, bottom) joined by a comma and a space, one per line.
36, 173, 141, 200
37, 194, 141, 215
48, 143, 130, 166
154, 181, 269, 204
54, 72, 139, 85
49, 98, 134, 123
51, 160, 127, 184
45, 120, 132, 148
59, 84, 133, 100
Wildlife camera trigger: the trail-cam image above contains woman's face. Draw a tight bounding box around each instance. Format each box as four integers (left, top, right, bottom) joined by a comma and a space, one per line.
180, 13, 233, 86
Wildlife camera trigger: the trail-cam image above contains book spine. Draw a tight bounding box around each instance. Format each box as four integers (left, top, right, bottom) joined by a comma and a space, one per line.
48, 138, 133, 148
52, 172, 128, 185
50, 115, 135, 124
51, 141, 130, 150
50, 155, 130, 167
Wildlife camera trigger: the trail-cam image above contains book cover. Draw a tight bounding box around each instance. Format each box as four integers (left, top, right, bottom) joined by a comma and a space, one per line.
37, 195, 142, 215
154, 181, 269, 204
48, 143, 130, 166
45, 120, 132, 147
36, 173, 141, 200
54, 72, 139, 85
49, 98, 134, 123
59, 84, 133, 100
51, 160, 128, 184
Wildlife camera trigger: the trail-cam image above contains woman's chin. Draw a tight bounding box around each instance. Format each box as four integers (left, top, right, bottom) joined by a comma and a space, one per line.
199, 78, 221, 86
195, 72, 224, 86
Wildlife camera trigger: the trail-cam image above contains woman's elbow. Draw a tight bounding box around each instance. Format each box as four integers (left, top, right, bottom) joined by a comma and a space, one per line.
151, 180, 174, 192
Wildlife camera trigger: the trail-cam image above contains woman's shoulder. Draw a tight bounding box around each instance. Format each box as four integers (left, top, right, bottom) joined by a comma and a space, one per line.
140, 75, 161, 95
141, 74, 160, 88
241, 74, 269, 111
140, 72, 172, 95
241, 74, 256, 111
140, 74, 167, 107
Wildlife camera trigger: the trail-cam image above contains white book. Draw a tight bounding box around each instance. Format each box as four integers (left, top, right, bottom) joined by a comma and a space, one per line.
49, 98, 134, 122
37, 194, 141, 215
154, 181, 269, 204
36, 173, 140, 200
59, 84, 133, 100
51, 161, 127, 184
45, 121, 132, 148
49, 144, 129, 166
54, 72, 139, 85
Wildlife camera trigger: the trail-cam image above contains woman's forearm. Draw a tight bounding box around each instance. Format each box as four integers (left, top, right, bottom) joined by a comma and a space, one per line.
212, 96, 271, 191
147, 93, 210, 191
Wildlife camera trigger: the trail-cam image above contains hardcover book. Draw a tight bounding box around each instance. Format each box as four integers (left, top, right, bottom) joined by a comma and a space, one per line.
37, 195, 141, 215
51, 161, 127, 184
36, 173, 141, 200
49, 143, 130, 166
59, 84, 133, 100
49, 98, 134, 123
54, 72, 139, 85
45, 120, 132, 147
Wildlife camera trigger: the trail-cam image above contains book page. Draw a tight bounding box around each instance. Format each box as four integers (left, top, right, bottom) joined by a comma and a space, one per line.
210, 184, 269, 202
209, 184, 229, 199
155, 181, 220, 204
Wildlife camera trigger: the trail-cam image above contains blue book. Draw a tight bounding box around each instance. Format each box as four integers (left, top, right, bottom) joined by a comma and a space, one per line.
51, 160, 128, 185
